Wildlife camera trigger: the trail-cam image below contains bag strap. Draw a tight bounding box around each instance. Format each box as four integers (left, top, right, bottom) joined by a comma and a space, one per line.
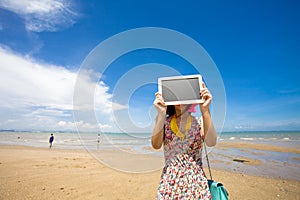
202, 138, 213, 180
199, 117, 213, 180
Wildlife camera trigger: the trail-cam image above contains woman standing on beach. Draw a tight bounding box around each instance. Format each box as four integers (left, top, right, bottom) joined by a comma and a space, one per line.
152, 83, 217, 199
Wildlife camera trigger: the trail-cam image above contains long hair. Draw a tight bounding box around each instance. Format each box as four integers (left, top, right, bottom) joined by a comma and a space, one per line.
166, 105, 175, 117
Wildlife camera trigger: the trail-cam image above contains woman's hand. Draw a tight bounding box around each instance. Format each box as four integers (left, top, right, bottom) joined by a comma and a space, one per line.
200, 83, 212, 114
154, 92, 167, 115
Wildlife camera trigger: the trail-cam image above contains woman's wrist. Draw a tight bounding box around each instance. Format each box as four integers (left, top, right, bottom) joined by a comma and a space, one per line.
157, 109, 166, 117
200, 108, 210, 116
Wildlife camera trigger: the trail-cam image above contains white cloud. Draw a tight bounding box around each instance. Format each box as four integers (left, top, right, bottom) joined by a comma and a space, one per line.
0, 47, 76, 110
0, 46, 126, 131
0, 0, 78, 32
56, 120, 112, 132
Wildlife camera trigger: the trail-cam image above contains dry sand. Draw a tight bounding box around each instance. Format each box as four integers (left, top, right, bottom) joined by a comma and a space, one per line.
0, 145, 299, 200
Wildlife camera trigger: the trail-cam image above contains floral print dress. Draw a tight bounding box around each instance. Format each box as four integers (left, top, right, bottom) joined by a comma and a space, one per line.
157, 116, 211, 200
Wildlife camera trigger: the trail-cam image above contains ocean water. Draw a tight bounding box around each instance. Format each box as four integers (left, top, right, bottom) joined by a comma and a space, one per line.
219, 131, 300, 149
0, 131, 299, 180
0, 131, 154, 153
2, 131, 299, 150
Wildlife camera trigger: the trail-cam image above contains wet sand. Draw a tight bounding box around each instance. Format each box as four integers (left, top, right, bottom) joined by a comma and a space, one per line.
217, 142, 300, 154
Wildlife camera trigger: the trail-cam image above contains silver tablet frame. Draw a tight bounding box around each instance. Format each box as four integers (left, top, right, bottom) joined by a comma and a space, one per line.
158, 74, 204, 105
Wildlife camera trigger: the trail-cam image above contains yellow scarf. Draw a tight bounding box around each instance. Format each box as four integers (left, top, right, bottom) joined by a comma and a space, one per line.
170, 115, 192, 141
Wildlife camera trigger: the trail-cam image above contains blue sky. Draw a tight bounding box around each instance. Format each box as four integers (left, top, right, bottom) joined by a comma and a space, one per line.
0, 0, 299, 132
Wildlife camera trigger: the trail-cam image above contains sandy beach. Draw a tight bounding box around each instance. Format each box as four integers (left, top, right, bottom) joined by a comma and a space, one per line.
0, 144, 299, 200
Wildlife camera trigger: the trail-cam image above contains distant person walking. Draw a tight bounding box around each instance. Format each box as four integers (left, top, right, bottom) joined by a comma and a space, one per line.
97, 134, 101, 144
97, 133, 101, 150
49, 133, 54, 148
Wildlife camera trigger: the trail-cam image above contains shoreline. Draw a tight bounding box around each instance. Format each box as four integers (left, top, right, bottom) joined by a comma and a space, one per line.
0, 145, 300, 199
